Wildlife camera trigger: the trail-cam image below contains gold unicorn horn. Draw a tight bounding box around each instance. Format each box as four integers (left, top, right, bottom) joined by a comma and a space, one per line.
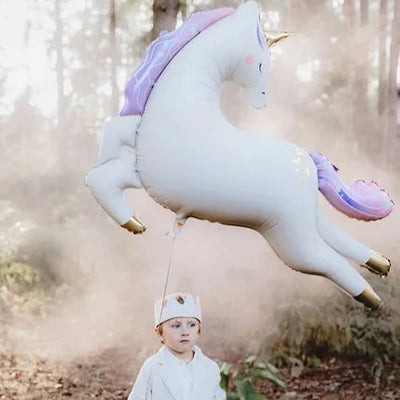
264, 31, 293, 47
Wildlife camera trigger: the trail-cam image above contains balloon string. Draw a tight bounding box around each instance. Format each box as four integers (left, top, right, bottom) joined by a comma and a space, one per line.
158, 233, 176, 327
145, 231, 176, 400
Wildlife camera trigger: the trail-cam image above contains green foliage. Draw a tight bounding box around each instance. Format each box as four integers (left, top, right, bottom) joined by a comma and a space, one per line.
286, 356, 304, 378
0, 261, 40, 293
0, 247, 40, 294
269, 291, 400, 365
220, 356, 286, 399
0, 246, 51, 317
0, 244, 81, 319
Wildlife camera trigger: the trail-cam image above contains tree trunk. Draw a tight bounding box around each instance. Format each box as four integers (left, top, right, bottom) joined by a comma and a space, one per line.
385, 0, 400, 166
55, 0, 65, 128
344, 0, 357, 144
378, 0, 388, 115
110, 0, 119, 115
358, 0, 369, 109
356, 0, 370, 153
151, 0, 180, 41
55, 0, 69, 166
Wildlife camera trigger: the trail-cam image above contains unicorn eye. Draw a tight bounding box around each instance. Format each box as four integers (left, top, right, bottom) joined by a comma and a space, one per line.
258, 63, 263, 73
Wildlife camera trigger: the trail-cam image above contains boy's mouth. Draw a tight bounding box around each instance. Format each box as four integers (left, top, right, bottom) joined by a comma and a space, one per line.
180, 339, 190, 343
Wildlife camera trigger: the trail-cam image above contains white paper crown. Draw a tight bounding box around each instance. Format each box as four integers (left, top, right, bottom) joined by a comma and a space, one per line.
154, 294, 202, 327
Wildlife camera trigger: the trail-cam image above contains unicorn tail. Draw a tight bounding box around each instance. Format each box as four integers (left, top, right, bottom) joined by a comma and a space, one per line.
309, 152, 394, 221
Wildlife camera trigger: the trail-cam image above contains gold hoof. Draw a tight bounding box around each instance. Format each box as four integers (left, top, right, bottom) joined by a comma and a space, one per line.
362, 250, 391, 278
354, 284, 381, 309
121, 216, 147, 234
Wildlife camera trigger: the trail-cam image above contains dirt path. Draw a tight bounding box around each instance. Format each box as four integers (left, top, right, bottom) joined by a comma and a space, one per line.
0, 349, 132, 400
1, 347, 399, 400
258, 360, 400, 399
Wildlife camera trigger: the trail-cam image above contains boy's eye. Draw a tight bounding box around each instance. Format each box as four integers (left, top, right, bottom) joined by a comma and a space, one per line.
190, 322, 196, 327
172, 324, 180, 328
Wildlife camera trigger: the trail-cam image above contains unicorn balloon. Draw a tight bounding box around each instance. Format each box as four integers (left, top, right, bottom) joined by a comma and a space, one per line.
86, 1, 393, 309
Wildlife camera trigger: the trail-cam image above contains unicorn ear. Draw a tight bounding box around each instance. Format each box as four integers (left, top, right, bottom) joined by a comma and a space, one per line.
236, 0, 260, 19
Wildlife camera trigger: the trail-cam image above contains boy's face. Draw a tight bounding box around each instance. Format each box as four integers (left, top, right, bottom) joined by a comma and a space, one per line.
156, 317, 200, 355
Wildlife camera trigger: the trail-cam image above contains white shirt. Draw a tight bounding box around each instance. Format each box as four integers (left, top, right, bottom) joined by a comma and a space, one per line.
163, 347, 197, 400
127, 345, 226, 400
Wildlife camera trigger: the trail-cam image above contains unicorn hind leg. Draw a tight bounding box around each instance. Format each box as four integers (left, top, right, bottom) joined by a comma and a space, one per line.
260, 221, 381, 309
317, 209, 391, 277
86, 145, 146, 234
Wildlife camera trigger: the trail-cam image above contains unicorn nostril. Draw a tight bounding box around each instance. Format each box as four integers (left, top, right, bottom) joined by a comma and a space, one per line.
262, 91, 266, 95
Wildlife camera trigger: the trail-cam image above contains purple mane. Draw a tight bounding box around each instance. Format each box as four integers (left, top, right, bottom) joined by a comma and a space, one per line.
120, 7, 235, 116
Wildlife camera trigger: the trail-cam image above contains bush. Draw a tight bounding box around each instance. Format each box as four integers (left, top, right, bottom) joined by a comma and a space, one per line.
0, 246, 41, 293
220, 355, 286, 399
269, 287, 400, 365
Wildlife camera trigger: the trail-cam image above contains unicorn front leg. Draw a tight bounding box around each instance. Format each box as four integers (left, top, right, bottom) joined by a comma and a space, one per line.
86, 116, 146, 234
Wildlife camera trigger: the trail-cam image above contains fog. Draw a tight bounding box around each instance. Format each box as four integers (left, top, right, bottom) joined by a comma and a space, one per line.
1, 0, 399, 375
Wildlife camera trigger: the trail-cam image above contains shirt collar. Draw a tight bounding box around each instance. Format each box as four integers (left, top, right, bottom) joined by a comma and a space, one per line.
161, 345, 200, 366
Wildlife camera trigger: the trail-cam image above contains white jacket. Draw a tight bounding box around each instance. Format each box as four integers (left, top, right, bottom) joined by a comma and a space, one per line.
127, 346, 226, 400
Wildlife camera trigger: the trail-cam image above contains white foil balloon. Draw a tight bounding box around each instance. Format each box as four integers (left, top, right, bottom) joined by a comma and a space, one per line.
86, 1, 391, 308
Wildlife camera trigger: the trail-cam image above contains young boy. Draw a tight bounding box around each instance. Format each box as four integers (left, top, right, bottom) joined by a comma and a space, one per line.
127, 293, 226, 400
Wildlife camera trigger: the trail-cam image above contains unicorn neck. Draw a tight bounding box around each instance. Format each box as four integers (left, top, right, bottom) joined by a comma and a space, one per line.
174, 31, 238, 102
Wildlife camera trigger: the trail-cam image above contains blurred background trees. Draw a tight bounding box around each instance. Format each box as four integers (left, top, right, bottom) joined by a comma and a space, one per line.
2, 0, 398, 182
0, 0, 399, 365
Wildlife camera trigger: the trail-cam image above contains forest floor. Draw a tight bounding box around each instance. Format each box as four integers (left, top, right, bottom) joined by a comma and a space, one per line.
1, 282, 400, 399
1, 344, 399, 400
